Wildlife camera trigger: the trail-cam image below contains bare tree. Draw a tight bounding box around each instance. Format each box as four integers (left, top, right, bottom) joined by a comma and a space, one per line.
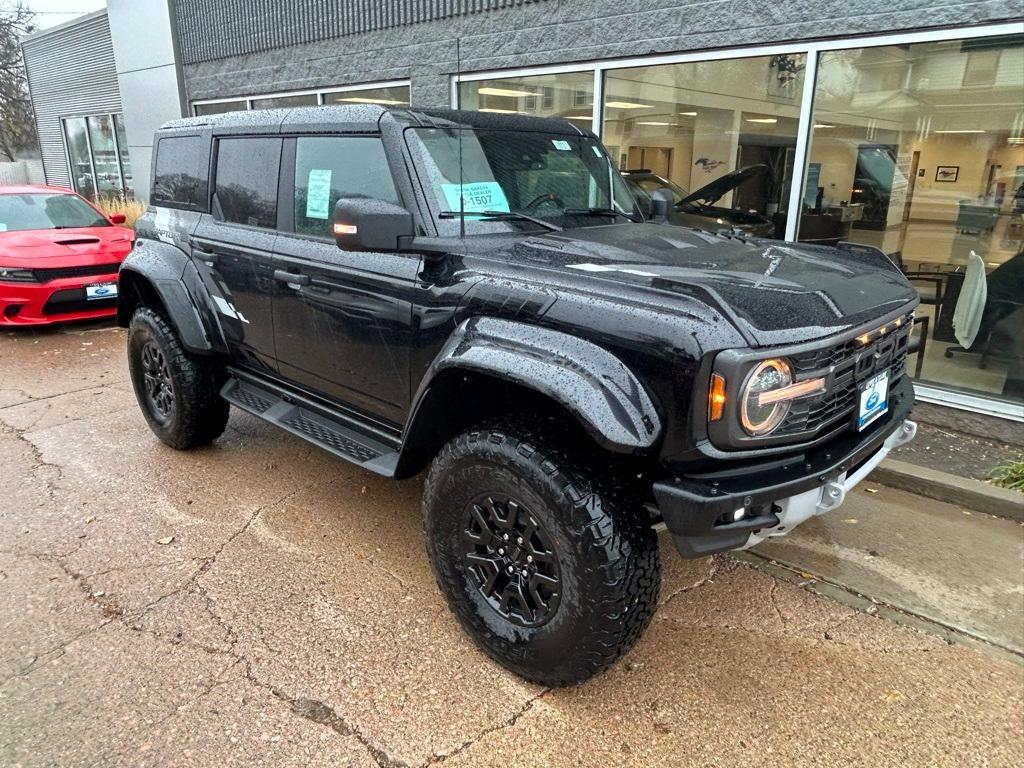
0, 2, 36, 162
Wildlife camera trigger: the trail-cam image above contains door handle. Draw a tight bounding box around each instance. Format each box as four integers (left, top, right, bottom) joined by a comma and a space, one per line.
273, 269, 310, 286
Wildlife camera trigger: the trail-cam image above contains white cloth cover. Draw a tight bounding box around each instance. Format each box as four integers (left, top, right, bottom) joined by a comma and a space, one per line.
953, 250, 987, 349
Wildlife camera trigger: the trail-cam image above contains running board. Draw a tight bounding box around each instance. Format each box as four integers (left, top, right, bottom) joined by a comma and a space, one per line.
220, 376, 400, 477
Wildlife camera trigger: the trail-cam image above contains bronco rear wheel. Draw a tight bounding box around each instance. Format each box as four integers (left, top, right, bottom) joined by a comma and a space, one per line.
128, 307, 229, 449
423, 418, 660, 686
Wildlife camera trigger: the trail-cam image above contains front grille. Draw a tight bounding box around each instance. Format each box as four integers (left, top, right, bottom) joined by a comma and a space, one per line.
32, 263, 121, 282
775, 313, 913, 437
42, 288, 117, 316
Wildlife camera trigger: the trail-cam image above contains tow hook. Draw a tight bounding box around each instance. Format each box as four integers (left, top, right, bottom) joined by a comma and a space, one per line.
816, 480, 846, 513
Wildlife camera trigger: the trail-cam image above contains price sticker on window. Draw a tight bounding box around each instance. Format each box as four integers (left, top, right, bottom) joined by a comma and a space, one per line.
306, 168, 333, 220
441, 182, 510, 213
552, 140, 572, 151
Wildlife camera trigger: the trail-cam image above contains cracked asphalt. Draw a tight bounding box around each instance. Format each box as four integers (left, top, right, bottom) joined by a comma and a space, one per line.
1, 322, 1022, 768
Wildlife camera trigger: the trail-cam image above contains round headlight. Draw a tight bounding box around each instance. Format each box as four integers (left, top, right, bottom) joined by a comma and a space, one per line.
740, 358, 792, 436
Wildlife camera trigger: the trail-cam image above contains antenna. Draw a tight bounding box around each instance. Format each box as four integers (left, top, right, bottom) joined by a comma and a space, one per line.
456, 36, 465, 238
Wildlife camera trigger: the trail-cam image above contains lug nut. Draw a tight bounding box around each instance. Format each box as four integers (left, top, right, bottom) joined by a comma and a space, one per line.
517, 537, 523, 544
497, 548, 505, 555
503, 533, 509, 541
526, 555, 533, 563
507, 565, 514, 573
521, 570, 528, 577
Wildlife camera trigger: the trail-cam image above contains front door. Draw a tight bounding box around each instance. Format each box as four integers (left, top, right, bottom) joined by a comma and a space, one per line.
192, 135, 283, 371
272, 135, 420, 426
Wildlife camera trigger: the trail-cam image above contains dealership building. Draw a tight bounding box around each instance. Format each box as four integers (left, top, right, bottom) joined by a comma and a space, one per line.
19, 1, 1024, 422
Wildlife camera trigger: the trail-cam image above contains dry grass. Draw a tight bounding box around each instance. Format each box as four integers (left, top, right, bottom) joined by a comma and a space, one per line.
95, 197, 147, 229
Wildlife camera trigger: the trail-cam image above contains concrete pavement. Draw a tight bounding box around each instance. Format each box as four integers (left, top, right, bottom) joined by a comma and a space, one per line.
1, 321, 1022, 767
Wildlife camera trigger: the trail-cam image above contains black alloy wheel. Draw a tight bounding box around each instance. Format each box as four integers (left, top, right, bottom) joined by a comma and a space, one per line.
140, 339, 174, 422
462, 494, 561, 627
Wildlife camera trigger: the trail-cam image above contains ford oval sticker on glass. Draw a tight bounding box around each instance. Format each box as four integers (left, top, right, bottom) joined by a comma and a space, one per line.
441, 182, 510, 214
306, 168, 333, 220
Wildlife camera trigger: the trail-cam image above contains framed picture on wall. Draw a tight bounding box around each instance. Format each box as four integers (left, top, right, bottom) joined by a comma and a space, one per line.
935, 165, 959, 182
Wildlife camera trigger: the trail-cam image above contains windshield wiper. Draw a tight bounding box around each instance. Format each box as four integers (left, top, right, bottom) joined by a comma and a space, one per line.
563, 207, 640, 223
439, 210, 562, 232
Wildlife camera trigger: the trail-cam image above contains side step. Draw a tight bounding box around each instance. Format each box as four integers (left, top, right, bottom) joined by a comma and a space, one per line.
220, 375, 400, 477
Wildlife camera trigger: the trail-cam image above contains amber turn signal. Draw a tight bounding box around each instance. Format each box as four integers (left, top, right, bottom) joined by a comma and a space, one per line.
333, 223, 358, 235
708, 373, 727, 422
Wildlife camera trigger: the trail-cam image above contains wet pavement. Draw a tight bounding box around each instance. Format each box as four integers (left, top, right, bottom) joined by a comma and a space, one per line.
1, 321, 1022, 767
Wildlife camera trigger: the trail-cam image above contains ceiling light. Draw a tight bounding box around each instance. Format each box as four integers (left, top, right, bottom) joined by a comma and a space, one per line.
476, 87, 534, 97
637, 121, 674, 126
746, 118, 778, 124
933, 129, 986, 134
679, 111, 697, 116
478, 108, 519, 114
605, 101, 652, 109
814, 123, 834, 129
334, 97, 407, 105
565, 114, 592, 121
1007, 137, 1024, 144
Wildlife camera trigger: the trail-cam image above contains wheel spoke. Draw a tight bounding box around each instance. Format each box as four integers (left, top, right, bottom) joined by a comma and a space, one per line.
465, 553, 501, 596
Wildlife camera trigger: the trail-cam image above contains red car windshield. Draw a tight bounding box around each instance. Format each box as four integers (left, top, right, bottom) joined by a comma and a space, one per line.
0, 193, 109, 233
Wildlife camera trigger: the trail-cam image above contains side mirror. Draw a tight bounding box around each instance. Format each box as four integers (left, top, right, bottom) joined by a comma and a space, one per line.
332, 198, 414, 252
108, 213, 127, 225
649, 188, 674, 223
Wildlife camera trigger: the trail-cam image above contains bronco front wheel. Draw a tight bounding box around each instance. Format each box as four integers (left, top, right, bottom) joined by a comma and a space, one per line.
423, 419, 660, 686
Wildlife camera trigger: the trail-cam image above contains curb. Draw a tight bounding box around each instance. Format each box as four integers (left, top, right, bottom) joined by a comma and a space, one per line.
869, 458, 1023, 522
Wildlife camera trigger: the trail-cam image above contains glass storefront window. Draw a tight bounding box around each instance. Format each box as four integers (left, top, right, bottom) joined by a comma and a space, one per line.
250, 93, 318, 110
194, 100, 248, 116
62, 117, 94, 200
322, 85, 410, 106
62, 113, 133, 202
603, 54, 806, 239
802, 36, 1024, 403
459, 72, 594, 125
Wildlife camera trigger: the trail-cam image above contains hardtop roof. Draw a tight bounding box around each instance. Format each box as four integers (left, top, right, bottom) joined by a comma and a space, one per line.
157, 104, 592, 138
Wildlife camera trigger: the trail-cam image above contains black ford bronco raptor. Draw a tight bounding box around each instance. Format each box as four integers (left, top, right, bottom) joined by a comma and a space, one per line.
119, 105, 918, 686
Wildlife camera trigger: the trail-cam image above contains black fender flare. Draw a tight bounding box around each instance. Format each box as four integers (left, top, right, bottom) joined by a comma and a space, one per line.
404, 317, 662, 459
117, 239, 225, 355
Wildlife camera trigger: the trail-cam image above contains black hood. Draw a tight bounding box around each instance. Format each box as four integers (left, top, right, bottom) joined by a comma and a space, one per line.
679, 165, 768, 206
486, 223, 918, 347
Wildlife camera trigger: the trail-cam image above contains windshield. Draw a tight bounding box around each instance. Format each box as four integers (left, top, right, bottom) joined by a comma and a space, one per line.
407, 127, 642, 234
0, 193, 109, 233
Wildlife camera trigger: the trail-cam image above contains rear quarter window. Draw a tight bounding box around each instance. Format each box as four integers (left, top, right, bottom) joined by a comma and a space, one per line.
151, 135, 209, 210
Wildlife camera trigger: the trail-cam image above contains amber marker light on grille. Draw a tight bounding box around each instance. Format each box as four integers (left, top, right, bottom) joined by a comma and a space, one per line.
708, 373, 727, 421
333, 223, 358, 235
756, 377, 826, 406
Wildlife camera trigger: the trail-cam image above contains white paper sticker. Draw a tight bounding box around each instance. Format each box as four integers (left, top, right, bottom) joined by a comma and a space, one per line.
305, 168, 333, 220
440, 181, 510, 213
552, 140, 571, 151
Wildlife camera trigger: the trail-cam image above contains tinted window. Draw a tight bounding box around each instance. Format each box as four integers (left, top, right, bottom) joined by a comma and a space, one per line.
292, 136, 399, 237
214, 137, 281, 228
152, 135, 209, 209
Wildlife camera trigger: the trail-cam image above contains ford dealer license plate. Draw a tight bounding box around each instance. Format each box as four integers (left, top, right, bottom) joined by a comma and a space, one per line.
857, 371, 889, 431
85, 282, 117, 301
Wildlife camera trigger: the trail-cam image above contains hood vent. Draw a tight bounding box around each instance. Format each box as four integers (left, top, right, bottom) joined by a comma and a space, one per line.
54, 236, 101, 245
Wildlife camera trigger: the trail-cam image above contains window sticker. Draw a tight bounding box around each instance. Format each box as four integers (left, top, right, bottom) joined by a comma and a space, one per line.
552, 140, 571, 151
441, 181, 510, 213
591, 145, 603, 157
305, 168, 333, 220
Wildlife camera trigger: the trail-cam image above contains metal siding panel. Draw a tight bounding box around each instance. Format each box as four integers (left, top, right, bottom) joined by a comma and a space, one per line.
21, 13, 122, 189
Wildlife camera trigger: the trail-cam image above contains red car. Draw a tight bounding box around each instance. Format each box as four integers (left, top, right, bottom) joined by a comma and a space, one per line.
0, 185, 134, 326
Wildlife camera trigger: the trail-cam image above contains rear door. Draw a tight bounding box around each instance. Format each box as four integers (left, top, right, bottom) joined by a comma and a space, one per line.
271, 134, 420, 426
192, 136, 282, 371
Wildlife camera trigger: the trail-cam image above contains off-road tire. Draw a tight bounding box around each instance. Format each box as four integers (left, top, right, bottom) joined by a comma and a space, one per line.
423, 418, 660, 686
128, 306, 229, 449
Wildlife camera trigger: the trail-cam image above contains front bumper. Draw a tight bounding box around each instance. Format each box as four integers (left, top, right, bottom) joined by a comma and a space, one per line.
654, 376, 915, 558
0, 274, 119, 326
